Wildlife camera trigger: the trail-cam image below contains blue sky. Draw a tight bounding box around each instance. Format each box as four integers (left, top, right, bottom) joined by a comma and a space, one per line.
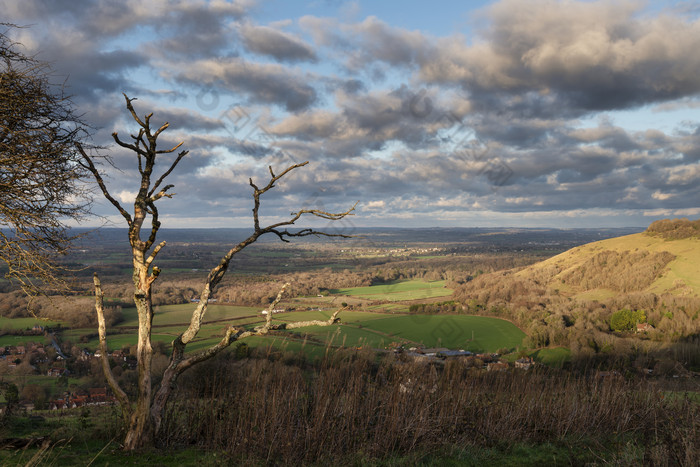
3, 0, 700, 229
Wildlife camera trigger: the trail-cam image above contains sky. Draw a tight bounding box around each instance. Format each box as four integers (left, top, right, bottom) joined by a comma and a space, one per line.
3, 0, 700, 230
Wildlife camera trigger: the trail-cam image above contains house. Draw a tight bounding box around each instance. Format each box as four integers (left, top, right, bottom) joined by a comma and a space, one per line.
71, 396, 88, 408
47, 366, 68, 377
78, 348, 93, 361
421, 348, 449, 357
515, 357, 534, 370
19, 401, 35, 412
50, 400, 68, 410
435, 349, 472, 359
89, 387, 111, 404
637, 323, 654, 333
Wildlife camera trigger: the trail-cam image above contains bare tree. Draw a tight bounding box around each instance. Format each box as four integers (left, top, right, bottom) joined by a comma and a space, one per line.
78, 94, 355, 450
0, 24, 91, 294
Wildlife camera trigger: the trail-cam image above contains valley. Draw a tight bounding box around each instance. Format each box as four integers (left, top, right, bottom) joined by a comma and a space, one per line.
1, 223, 698, 465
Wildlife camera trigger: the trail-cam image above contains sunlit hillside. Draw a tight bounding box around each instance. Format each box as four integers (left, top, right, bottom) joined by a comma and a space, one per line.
515, 222, 700, 300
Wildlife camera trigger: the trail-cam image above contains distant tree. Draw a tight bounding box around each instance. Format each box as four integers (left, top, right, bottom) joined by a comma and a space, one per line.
0, 24, 91, 294
78, 95, 355, 450
0, 381, 19, 418
610, 309, 646, 332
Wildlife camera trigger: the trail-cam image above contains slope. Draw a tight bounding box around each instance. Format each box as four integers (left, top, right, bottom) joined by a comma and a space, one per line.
516, 230, 700, 299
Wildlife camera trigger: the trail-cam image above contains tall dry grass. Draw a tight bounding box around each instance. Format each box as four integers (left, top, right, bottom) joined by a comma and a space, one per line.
161, 350, 699, 465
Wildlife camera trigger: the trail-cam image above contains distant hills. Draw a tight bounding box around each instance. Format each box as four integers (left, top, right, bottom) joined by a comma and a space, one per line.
514, 218, 700, 299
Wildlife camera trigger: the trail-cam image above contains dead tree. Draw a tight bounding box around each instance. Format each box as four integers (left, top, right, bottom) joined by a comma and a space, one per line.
78, 94, 355, 451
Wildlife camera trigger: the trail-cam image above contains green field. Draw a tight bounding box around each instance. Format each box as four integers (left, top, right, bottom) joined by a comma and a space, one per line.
2, 293, 525, 357
191, 312, 526, 354
102, 308, 526, 355
328, 279, 453, 301
0, 335, 51, 347
117, 304, 261, 327
530, 347, 571, 367
353, 314, 526, 351
272, 310, 526, 352
0, 316, 63, 330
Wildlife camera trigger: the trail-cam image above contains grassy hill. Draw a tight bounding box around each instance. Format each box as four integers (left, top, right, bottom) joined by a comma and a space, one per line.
515, 229, 700, 300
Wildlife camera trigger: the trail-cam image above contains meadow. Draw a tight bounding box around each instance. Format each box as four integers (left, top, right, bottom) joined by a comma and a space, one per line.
75, 306, 526, 355
41, 279, 518, 355
328, 279, 453, 301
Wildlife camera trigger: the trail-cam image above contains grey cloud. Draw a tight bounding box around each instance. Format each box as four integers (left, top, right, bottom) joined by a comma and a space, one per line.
268, 86, 457, 157
239, 24, 317, 62
129, 102, 226, 133
300, 14, 432, 72
174, 58, 318, 111
5, 0, 700, 227
419, 0, 700, 114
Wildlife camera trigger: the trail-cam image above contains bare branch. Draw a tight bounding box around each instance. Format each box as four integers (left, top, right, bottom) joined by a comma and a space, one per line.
0, 26, 93, 292
260, 282, 290, 331
145, 241, 166, 267
149, 150, 187, 198
285, 307, 343, 329
85, 95, 357, 449
122, 93, 145, 127
93, 273, 131, 424
112, 132, 147, 157
76, 143, 132, 225
149, 184, 175, 202
152, 121, 170, 140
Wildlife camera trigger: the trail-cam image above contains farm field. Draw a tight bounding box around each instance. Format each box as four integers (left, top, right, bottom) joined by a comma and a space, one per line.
269, 310, 525, 353
0, 316, 63, 330
54, 305, 526, 355
353, 314, 526, 351
0, 334, 52, 347
117, 304, 261, 327
328, 279, 453, 301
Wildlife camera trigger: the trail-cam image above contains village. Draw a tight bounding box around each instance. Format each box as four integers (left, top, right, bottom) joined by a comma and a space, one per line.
393, 345, 535, 371
0, 327, 128, 414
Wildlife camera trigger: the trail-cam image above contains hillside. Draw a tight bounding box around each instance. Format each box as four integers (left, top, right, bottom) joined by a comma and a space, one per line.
519, 229, 700, 300
456, 219, 700, 348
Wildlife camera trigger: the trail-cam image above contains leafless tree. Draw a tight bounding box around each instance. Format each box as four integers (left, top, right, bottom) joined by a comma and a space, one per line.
78, 94, 355, 450
0, 24, 91, 294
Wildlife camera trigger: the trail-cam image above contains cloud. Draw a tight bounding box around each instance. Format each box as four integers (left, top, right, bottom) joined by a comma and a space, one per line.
239, 23, 317, 62
300, 14, 432, 73
4, 0, 700, 227
419, 0, 700, 113
173, 57, 318, 111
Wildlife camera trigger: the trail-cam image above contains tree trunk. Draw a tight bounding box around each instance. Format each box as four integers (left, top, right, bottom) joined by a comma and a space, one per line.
123, 399, 155, 450
123, 267, 156, 450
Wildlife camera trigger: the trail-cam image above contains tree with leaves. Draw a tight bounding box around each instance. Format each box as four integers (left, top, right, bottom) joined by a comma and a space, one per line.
78, 94, 355, 450
0, 24, 91, 294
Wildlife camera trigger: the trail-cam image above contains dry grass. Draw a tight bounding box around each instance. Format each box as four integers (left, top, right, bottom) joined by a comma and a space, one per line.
160, 350, 699, 465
